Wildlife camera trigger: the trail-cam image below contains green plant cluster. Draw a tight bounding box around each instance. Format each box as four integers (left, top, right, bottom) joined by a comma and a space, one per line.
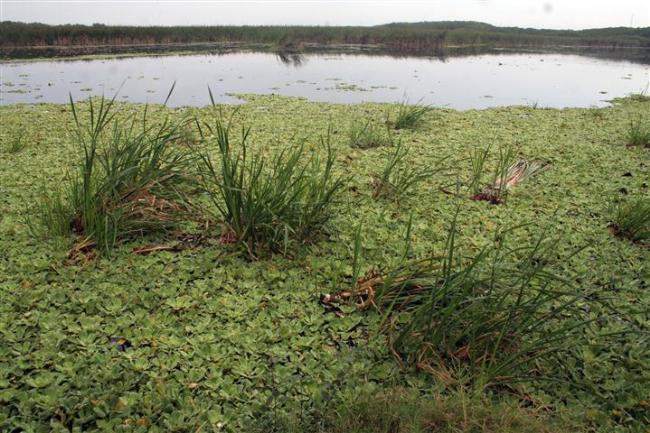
611, 198, 650, 243
371, 139, 440, 200
197, 112, 346, 257
31, 95, 197, 255
2, 21, 649, 52
387, 99, 431, 130
348, 120, 393, 149
250, 386, 572, 433
627, 118, 650, 148
0, 94, 648, 432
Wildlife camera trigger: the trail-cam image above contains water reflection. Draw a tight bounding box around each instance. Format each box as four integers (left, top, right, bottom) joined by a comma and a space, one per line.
3, 44, 649, 65
275, 51, 307, 67
1, 50, 648, 109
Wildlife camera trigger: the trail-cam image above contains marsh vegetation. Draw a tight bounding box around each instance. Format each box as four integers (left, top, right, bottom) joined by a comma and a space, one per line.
0, 91, 648, 432
197, 107, 346, 257
2, 21, 649, 59
32, 94, 196, 256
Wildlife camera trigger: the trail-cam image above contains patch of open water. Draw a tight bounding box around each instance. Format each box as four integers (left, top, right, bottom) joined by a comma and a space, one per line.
1, 51, 649, 109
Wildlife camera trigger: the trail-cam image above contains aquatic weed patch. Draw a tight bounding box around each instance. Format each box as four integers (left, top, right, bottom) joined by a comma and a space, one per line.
371, 139, 443, 201
2, 130, 26, 153
467, 145, 549, 204
348, 119, 393, 149
626, 118, 650, 148
197, 113, 346, 257
0, 95, 649, 431
387, 99, 431, 130
250, 386, 572, 433
609, 197, 650, 244
29, 96, 198, 255
325, 213, 600, 388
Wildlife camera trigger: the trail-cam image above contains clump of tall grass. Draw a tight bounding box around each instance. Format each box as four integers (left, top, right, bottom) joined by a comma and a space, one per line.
387, 99, 431, 130
348, 120, 392, 149
468, 145, 513, 203
197, 113, 346, 258
627, 119, 650, 148
4, 130, 26, 153
609, 198, 650, 243
32, 95, 196, 255
469, 145, 548, 204
334, 213, 592, 386
372, 140, 441, 200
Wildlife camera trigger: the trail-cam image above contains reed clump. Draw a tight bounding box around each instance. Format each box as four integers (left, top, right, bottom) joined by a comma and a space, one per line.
197, 112, 346, 258
372, 139, 441, 200
348, 120, 393, 149
325, 214, 593, 386
33, 95, 196, 255
609, 198, 650, 243
627, 119, 650, 148
5, 130, 26, 153
468, 145, 548, 204
387, 99, 431, 130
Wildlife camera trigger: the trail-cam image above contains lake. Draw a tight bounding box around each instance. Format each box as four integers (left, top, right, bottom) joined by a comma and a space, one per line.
1, 51, 649, 109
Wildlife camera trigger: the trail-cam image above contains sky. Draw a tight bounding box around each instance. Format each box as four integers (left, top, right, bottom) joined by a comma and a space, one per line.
1, 0, 649, 29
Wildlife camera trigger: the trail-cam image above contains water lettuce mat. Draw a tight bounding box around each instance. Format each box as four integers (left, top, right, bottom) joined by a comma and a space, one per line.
0, 95, 648, 432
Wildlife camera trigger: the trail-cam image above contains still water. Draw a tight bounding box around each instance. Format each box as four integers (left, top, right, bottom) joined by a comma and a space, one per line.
1, 51, 649, 109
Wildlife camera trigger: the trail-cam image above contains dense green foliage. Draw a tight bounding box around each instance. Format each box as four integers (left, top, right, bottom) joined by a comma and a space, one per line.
611, 198, 650, 243
31, 95, 196, 255
250, 387, 572, 433
198, 113, 345, 257
0, 95, 648, 432
627, 118, 650, 148
371, 139, 436, 199
363, 213, 594, 385
387, 99, 432, 130
348, 120, 393, 149
4, 129, 25, 153
2, 20, 649, 52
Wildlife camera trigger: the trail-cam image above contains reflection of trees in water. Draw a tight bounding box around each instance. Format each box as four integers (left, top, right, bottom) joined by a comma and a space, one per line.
4, 43, 648, 66
275, 51, 307, 67
297, 46, 650, 66
381, 45, 495, 63
545, 47, 650, 65
352, 45, 650, 65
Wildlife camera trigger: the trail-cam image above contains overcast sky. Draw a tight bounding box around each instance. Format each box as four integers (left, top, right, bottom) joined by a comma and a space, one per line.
1, 0, 649, 29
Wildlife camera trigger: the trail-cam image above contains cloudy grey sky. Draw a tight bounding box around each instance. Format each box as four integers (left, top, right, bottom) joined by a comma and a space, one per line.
1, 0, 648, 29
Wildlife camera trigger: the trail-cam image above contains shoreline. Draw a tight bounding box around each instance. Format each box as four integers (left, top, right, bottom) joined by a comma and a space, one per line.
2, 42, 650, 64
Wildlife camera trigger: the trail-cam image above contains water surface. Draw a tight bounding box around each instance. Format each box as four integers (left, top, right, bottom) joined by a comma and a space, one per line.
1, 51, 648, 109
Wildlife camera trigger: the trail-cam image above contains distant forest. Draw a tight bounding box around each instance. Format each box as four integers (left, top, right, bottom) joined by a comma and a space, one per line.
2, 21, 650, 52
